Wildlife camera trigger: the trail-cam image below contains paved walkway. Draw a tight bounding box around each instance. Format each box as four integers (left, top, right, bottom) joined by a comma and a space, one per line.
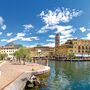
0, 61, 45, 90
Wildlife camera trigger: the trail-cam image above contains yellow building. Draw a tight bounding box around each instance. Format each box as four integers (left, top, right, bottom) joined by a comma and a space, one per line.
55, 44, 68, 56
30, 45, 55, 58
66, 39, 90, 55
55, 39, 90, 56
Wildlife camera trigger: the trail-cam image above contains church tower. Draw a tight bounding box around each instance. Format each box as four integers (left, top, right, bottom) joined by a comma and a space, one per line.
55, 33, 60, 47
55, 33, 60, 56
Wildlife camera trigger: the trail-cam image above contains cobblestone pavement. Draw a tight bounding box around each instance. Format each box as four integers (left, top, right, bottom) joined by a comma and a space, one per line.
0, 61, 45, 90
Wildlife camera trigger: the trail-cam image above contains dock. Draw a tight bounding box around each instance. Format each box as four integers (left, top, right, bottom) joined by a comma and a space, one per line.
0, 61, 50, 90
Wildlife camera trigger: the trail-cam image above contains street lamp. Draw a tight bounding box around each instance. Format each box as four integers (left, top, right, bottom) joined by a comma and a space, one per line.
38, 49, 41, 55
37, 49, 41, 64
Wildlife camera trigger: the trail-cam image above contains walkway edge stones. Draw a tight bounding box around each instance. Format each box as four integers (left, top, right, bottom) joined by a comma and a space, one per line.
3, 64, 50, 90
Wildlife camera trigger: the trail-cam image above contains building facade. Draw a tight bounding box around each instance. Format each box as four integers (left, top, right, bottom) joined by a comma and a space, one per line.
30, 45, 55, 58
0, 46, 19, 59
64, 39, 90, 54
55, 39, 90, 57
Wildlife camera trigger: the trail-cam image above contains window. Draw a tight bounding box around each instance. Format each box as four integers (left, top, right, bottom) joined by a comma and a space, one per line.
82, 46, 84, 49
78, 46, 80, 49
86, 46, 88, 49
74, 46, 76, 48
82, 51, 84, 53
78, 50, 80, 53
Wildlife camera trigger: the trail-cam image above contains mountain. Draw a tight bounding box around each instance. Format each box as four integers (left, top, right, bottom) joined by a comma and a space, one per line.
5, 41, 23, 48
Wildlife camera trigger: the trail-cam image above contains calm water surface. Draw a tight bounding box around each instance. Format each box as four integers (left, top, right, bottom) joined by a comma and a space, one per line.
40, 61, 90, 90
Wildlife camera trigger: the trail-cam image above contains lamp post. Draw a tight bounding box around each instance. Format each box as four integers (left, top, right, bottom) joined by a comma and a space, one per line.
37, 49, 41, 64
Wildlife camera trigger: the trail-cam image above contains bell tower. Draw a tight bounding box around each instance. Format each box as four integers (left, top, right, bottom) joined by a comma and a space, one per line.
55, 33, 60, 56
55, 33, 60, 47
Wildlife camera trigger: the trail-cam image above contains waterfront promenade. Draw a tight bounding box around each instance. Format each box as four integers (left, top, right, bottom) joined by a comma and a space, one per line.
0, 61, 49, 90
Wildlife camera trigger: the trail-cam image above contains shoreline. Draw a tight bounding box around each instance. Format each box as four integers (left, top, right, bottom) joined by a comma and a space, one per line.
4, 65, 50, 90
49, 59, 90, 62
0, 61, 50, 90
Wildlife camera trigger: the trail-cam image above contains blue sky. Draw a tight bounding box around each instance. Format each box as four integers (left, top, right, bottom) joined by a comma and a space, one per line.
0, 0, 90, 47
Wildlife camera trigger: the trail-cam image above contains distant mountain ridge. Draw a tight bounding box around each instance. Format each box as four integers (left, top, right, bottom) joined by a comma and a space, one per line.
5, 42, 16, 46
5, 42, 23, 48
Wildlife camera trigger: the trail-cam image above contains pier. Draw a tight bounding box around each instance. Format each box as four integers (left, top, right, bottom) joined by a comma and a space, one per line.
0, 61, 50, 90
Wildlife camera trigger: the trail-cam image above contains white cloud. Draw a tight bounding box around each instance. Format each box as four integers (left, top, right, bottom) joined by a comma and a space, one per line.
49, 35, 55, 38
37, 25, 49, 33
0, 39, 7, 42
0, 32, 2, 35
80, 27, 86, 32
17, 33, 25, 37
31, 36, 39, 40
0, 16, 6, 30
49, 25, 74, 40
46, 39, 55, 42
20, 37, 32, 41
0, 16, 4, 25
23, 24, 33, 30
38, 23, 74, 34
6, 32, 26, 42
1, 24, 6, 30
40, 8, 82, 26
38, 8, 82, 35
38, 28, 47, 33
86, 33, 90, 40
7, 33, 12, 36
43, 43, 55, 47
87, 33, 90, 37
7, 38, 17, 43
6, 32, 39, 43
83, 33, 90, 40
81, 33, 90, 40
60, 34, 72, 39
54, 25, 73, 34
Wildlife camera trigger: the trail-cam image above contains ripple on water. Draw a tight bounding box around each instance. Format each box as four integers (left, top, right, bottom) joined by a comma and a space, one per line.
26, 61, 90, 90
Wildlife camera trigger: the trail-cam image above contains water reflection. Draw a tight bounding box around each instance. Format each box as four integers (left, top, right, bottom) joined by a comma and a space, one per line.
42, 61, 90, 90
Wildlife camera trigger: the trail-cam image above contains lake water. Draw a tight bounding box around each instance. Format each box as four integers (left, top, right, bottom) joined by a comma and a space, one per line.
40, 61, 90, 90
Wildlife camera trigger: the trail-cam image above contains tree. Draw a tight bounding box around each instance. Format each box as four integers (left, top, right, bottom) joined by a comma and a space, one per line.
14, 47, 31, 64
67, 52, 75, 60
0, 53, 7, 60
13, 50, 22, 63
87, 50, 90, 55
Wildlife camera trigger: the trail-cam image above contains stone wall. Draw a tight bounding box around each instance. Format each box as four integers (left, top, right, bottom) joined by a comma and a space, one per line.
4, 66, 50, 90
